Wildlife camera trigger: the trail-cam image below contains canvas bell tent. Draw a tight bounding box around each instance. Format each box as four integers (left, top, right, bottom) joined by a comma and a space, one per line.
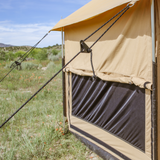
50, 0, 160, 159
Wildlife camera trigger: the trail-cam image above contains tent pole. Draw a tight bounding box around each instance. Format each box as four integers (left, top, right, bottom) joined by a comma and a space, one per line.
61, 28, 64, 59
151, 0, 155, 63
151, 0, 158, 160
61, 27, 66, 133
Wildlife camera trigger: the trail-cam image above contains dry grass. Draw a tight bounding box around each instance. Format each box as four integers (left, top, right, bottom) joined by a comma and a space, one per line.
0, 60, 102, 160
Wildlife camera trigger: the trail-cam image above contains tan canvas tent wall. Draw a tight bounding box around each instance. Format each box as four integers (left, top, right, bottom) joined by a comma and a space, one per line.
51, 0, 160, 159
51, 0, 152, 90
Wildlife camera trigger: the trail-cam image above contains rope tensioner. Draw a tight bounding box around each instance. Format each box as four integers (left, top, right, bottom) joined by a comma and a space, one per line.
80, 40, 96, 80
80, 2, 135, 80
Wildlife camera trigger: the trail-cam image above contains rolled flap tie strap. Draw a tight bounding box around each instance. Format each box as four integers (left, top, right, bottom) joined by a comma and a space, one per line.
144, 82, 151, 89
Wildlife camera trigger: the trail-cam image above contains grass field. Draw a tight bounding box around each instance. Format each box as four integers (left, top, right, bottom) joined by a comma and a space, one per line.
0, 59, 102, 160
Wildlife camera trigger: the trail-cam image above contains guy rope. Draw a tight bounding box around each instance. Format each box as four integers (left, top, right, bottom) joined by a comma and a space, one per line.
0, 33, 49, 82
0, 2, 135, 128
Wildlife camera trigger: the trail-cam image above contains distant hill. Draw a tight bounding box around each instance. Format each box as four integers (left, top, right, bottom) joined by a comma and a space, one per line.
0, 43, 13, 47
0, 44, 62, 53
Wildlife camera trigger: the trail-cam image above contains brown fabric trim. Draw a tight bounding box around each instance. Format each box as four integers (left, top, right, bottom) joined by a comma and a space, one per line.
70, 115, 151, 160
71, 131, 119, 160
71, 125, 131, 160
70, 127, 123, 160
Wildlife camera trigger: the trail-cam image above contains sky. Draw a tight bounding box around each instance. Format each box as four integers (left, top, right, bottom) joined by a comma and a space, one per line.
0, 0, 91, 47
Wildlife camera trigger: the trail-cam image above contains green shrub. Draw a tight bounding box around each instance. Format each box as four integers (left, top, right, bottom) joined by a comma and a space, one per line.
6, 51, 15, 61
5, 61, 42, 70
46, 61, 55, 70
31, 49, 48, 61
29, 48, 41, 58
48, 54, 60, 61
48, 50, 61, 61
0, 51, 14, 61
4, 61, 19, 69
14, 50, 26, 58
21, 62, 42, 70
52, 49, 59, 55
57, 50, 62, 58
0, 51, 6, 60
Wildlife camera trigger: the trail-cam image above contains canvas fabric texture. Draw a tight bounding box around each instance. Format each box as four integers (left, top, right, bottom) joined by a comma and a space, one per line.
52, 0, 152, 90
50, 0, 133, 31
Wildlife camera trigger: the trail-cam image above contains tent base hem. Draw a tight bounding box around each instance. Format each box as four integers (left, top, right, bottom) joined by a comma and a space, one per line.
71, 131, 118, 160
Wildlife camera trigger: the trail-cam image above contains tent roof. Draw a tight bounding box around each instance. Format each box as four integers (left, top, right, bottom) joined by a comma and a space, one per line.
50, 0, 137, 31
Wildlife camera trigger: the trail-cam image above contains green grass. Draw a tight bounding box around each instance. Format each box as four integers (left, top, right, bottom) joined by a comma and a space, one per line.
0, 60, 102, 160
